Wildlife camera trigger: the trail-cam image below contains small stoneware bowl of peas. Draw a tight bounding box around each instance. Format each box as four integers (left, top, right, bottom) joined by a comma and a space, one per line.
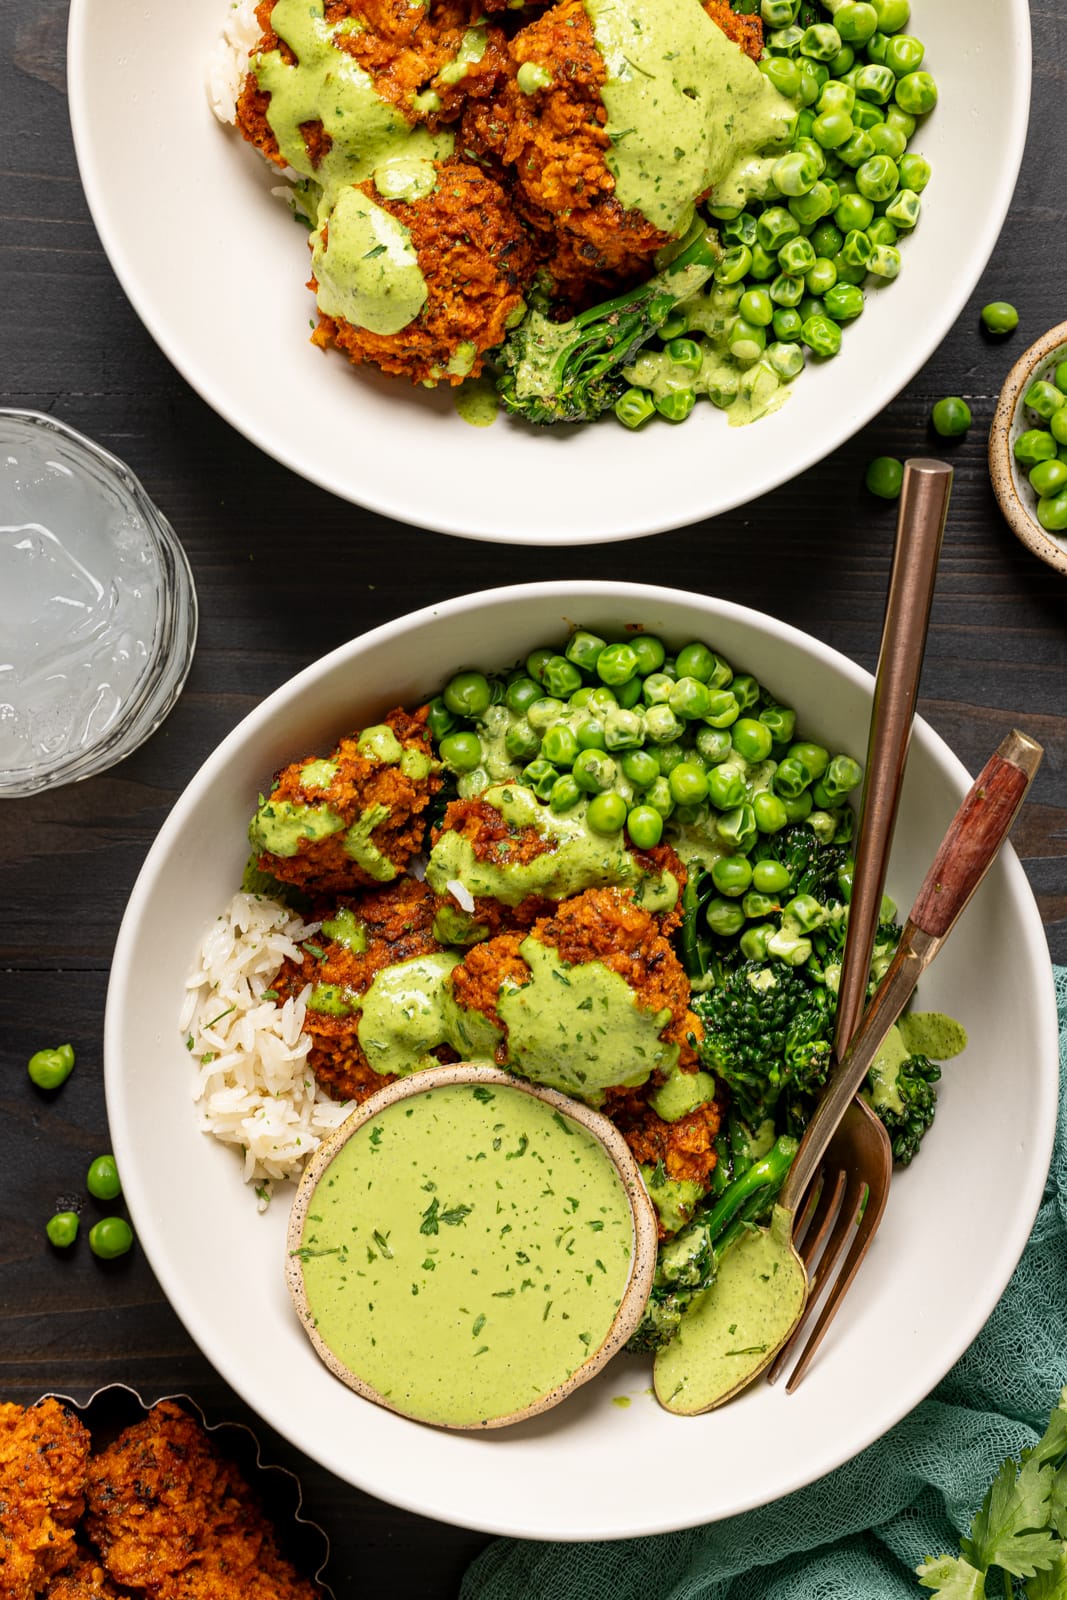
989, 319, 1067, 578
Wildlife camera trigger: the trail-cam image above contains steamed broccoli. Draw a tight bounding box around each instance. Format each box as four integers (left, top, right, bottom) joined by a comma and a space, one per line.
692, 961, 834, 1128
494, 225, 720, 426
628, 1135, 798, 1353
862, 1021, 943, 1165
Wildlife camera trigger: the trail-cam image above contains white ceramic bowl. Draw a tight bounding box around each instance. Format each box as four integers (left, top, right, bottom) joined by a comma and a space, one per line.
68, 2, 1031, 544
105, 581, 1058, 1539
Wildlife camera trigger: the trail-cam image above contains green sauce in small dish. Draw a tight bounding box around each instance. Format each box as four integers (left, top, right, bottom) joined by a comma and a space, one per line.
287, 1065, 658, 1429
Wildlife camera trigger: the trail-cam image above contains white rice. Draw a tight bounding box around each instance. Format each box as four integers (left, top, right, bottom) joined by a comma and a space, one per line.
207, 0, 261, 124
180, 891, 353, 1205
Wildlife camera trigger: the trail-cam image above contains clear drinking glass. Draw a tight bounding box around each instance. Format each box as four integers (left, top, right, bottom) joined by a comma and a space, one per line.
0, 410, 198, 797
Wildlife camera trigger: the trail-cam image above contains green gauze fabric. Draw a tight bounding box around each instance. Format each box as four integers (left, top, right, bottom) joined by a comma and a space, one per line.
461, 964, 1067, 1600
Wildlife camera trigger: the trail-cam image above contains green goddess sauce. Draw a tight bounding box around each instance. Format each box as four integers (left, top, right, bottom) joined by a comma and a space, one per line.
584, 0, 795, 237
312, 187, 428, 336
292, 1081, 637, 1427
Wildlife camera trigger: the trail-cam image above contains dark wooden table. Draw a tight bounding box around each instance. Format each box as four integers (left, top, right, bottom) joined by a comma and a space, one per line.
2, 3, 1065, 1595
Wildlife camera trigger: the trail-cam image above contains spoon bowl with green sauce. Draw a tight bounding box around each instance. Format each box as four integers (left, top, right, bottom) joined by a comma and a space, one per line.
286, 1064, 659, 1430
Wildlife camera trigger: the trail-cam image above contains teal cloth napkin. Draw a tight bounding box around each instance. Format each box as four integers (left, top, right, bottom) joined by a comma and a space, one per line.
461, 965, 1067, 1600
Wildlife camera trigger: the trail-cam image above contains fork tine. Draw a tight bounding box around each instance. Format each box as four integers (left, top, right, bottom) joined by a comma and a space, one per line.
784, 1161, 891, 1393
795, 1166, 846, 1271
765, 1165, 860, 1386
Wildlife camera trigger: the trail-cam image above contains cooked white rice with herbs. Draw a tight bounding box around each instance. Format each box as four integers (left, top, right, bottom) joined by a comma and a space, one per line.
180, 891, 352, 1205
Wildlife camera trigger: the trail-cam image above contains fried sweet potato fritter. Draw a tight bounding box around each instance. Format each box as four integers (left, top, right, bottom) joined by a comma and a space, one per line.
84, 1404, 318, 1600
0, 1399, 91, 1600
313, 160, 533, 386
256, 706, 440, 899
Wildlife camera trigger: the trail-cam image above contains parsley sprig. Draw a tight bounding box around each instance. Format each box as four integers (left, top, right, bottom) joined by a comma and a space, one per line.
917, 1388, 1067, 1598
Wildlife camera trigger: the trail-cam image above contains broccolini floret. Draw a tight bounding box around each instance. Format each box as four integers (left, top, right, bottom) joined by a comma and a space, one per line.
692, 961, 833, 1128
494, 226, 720, 426
863, 1045, 942, 1165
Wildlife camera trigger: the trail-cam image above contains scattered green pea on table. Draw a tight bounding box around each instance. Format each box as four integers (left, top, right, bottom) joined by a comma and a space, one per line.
931, 396, 972, 437
27, 1043, 75, 1089
89, 1217, 134, 1260
865, 455, 905, 499
46, 1212, 80, 1249
87, 1154, 122, 1201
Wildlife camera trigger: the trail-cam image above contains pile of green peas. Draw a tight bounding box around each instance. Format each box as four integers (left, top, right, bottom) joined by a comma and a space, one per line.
615, 0, 937, 429
1013, 360, 1067, 535
427, 631, 862, 892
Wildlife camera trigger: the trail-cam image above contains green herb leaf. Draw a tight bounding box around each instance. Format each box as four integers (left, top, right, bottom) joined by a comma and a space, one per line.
915, 1555, 987, 1597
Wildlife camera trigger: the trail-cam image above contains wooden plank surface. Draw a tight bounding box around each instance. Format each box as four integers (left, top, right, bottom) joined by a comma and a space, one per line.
1, 3, 1065, 1594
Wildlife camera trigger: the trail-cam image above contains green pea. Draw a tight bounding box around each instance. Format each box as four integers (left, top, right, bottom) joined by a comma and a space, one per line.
1015, 430, 1059, 467
856, 154, 899, 202
525, 648, 554, 684
656, 390, 695, 424
931, 396, 972, 438
572, 748, 617, 793
782, 791, 814, 821
644, 703, 685, 744
630, 634, 666, 676
897, 151, 931, 191
770, 273, 805, 309
834, 1, 878, 44
27, 1044, 75, 1090
522, 759, 560, 801
89, 1217, 134, 1260
615, 389, 655, 430
772, 149, 822, 197
1025, 380, 1066, 420
694, 726, 733, 765
669, 676, 713, 720
731, 675, 761, 712
820, 753, 864, 798
866, 455, 904, 499
789, 181, 835, 228
786, 893, 825, 931
1051, 409, 1067, 446
564, 630, 607, 672
708, 767, 747, 811
655, 742, 688, 776
1053, 361, 1067, 395
596, 642, 639, 686
728, 318, 767, 364
739, 287, 775, 327
642, 671, 674, 704
620, 748, 658, 788
1037, 490, 1067, 533
589, 685, 620, 712
871, 0, 910, 31
885, 188, 921, 230
539, 655, 582, 699
769, 342, 805, 382
866, 216, 899, 248
549, 775, 582, 813
742, 891, 778, 920
604, 708, 645, 750
1028, 460, 1067, 499
824, 282, 865, 322
718, 802, 758, 852
527, 695, 565, 730
711, 856, 754, 898
716, 244, 753, 286
788, 741, 829, 781
854, 62, 896, 104
704, 689, 741, 728
505, 676, 541, 715
443, 671, 491, 719
806, 257, 838, 298
895, 70, 937, 115
540, 723, 579, 767
576, 717, 607, 751
759, 704, 795, 743
668, 762, 710, 806
775, 756, 812, 798
706, 899, 746, 938
840, 228, 872, 267
761, 0, 799, 27
426, 697, 456, 741
505, 719, 541, 762
801, 314, 843, 358
778, 236, 818, 277
740, 924, 773, 961
883, 33, 923, 74
800, 22, 841, 60
644, 777, 675, 818
665, 338, 703, 375
772, 306, 804, 341
586, 791, 628, 835
86, 1154, 122, 1201
835, 128, 877, 169
626, 804, 663, 850
979, 300, 1023, 336
753, 859, 792, 894
813, 109, 854, 150
753, 790, 789, 833
761, 54, 802, 98
867, 243, 902, 279
811, 221, 844, 258
851, 99, 886, 131
868, 122, 906, 160
46, 1211, 80, 1249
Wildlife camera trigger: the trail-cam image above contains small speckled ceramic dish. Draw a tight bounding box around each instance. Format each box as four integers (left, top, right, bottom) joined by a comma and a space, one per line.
37, 1383, 334, 1595
988, 319, 1067, 577
286, 1063, 659, 1431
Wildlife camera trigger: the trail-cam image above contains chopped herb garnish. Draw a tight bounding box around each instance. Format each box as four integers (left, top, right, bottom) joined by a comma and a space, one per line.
472, 1313, 486, 1337
372, 1229, 393, 1258
472, 1086, 496, 1103
205, 1005, 236, 1030
552, 1111, 574, 1135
